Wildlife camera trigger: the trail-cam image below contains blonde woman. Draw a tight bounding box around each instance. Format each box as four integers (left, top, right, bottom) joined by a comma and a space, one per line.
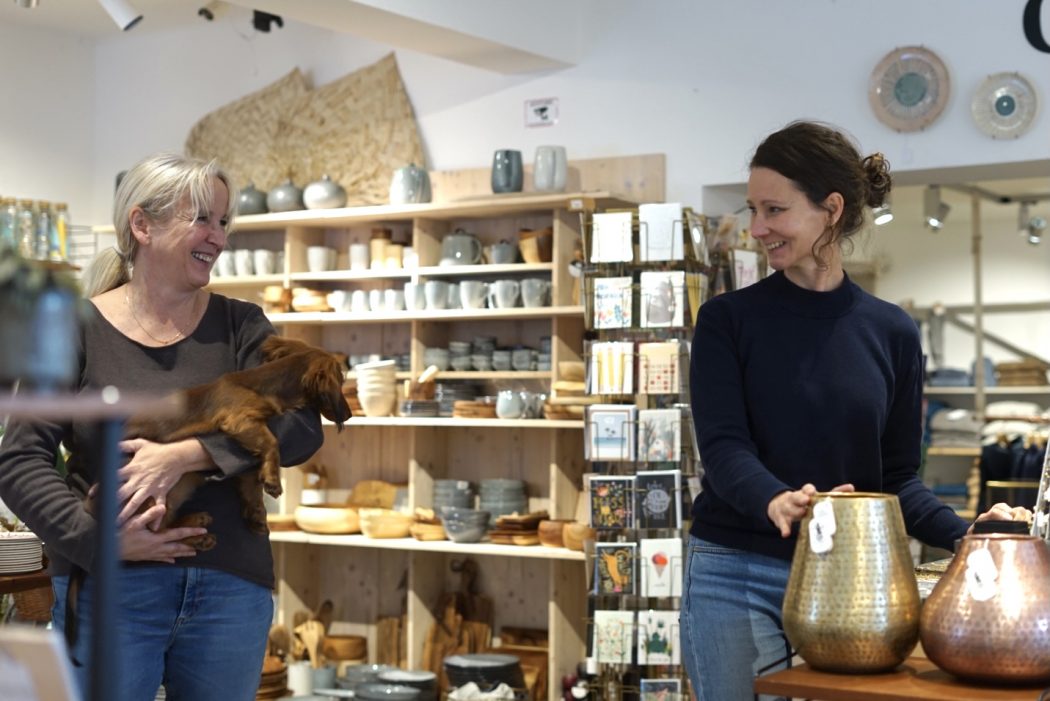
0, 153, 323, 700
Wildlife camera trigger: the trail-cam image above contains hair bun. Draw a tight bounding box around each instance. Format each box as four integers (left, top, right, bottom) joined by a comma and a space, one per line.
862, 153, 892, 208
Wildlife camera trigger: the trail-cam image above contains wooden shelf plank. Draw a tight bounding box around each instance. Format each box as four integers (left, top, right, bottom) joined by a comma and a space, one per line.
926, 446, 981, 457
268, 306, 583, 325
269, 531, 586, 561
924, 386, 1050, 396
323, 417, 583, 429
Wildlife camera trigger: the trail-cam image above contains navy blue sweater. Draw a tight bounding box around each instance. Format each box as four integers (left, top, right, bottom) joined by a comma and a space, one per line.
689, 271, 968, 561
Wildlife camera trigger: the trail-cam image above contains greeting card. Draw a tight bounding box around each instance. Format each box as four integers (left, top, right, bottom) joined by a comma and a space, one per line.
640, 678, 682, 701
637, 610, 679, 665
640, 271, 685, 328
588, 342, 635, 395
586, 404, 637, 461
639, 537, 683, 598
593, 609, 635, 664
590, 211, 634, 263
638, 202, 684, 262
731, 248, 761, 290
634, 470, 682, 530
638, 409, 682, 462
589, 475, 635, 528
594, 542, 637, 595
593, 276, 633, 329
637, 341, 681, 395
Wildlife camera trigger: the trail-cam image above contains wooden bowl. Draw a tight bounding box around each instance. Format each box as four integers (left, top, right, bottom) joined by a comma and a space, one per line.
322, 634, 367, 661
294, 504, 360, 534
562, 522, 597, 552
537, 519, 573, 548
266, 513, 299, 532
358, 508, 413, 539
558, 361, 585, 382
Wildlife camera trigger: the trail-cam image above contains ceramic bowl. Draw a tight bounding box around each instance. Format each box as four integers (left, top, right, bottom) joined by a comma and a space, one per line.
294, 504, 360, 534
323, 634, 367, 661
359, 509, 413, 539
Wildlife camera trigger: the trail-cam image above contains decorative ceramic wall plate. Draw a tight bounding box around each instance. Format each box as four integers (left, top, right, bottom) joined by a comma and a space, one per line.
971, 71, 1039, 139
868, 46, 950, 132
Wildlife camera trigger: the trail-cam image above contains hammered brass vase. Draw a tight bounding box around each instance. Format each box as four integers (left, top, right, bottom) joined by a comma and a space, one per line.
920, 533, 1050, 684
782, 493, 920, 673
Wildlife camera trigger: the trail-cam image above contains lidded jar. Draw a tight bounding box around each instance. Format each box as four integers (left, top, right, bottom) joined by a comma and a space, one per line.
782, 493, 920, 673
920, 528, 1050, 684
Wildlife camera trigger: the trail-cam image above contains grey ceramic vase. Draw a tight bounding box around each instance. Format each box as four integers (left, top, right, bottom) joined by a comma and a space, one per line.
303, 174, 348, 210
267, 179, 304, 213
389, 164, 431, 204
491, 150, 523, 193
237, 183, 268, 215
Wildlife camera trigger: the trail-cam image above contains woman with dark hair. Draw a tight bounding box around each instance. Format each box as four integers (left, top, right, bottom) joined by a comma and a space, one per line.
680, 121, 1027, 700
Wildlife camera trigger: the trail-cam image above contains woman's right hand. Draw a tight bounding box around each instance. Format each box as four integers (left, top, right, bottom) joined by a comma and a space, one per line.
768, 482, 855, 538
119, 503, 208, 563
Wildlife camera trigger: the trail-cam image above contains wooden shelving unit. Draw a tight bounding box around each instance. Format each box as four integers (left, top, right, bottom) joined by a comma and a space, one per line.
163, 159, 665, 700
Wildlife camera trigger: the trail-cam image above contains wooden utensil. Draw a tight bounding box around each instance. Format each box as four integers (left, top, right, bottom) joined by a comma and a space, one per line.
295, 619, 326, 668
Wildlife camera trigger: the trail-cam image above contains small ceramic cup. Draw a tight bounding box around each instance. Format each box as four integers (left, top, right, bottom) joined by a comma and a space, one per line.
349, 243, 370, 271
234, 249, 254, 276
307, 245, 337, 272
253, 249, 276, 275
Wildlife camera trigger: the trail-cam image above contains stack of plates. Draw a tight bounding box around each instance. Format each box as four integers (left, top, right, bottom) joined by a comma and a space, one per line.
444, 653, 524, 693
0, 531, 42, 574
378, 669, 438, 701
434, 383, 479, 417
434, 480, 475, 511
479, 480, 527, 523
355, 682, 421, 701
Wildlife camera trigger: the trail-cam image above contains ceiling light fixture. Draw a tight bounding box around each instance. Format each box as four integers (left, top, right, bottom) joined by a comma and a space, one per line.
872, 201, 894, 226
924, 186, 950, 231
1018, 201, 1033, 237
99, 0, 142, 31
14, 0, 39, 8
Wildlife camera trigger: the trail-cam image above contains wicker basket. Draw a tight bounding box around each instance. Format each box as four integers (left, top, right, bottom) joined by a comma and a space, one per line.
13, 586, 53, 623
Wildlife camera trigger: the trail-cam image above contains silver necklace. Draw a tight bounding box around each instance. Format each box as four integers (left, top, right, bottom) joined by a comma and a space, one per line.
124, 285, 196, 345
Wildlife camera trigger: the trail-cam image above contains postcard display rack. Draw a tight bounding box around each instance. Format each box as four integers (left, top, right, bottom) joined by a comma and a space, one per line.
580, 204, 710, 701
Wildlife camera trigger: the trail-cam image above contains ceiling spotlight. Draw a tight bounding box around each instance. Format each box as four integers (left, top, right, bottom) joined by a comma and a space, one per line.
99, 0, 142, 31
1018, 201, 1033, 237
1028, 216, 1047, 246
924, 186, 950, 231
252, 10, 283, 32
14, 0, 39, 8
872, 202, 894, 226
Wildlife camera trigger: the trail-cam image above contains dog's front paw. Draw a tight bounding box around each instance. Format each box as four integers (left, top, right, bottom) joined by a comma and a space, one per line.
182, 533, 217, 551
263, 480, 283, 499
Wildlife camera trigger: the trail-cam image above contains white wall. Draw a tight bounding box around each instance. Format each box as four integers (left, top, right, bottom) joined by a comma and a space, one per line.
1, 0, 1047, 368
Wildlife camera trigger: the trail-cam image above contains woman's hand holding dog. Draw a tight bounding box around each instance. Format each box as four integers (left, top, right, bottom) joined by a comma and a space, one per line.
116, 437, 213, 528
120, 502, 208, 563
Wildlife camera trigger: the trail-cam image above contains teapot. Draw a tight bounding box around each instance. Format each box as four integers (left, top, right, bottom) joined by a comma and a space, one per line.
267, 179, 304, 213
389, 164, 431, 205
440, 229, 483, 266
303, 174, 347, 209
236, 182, 268, 215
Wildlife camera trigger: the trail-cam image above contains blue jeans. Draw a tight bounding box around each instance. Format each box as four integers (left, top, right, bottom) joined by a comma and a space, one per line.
680, 537, 792, 701
51, 565, 273, 701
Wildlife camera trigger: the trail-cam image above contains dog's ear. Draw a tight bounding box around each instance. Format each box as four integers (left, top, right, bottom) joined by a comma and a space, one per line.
303, 353, 352, 427
262, 336, 314, 362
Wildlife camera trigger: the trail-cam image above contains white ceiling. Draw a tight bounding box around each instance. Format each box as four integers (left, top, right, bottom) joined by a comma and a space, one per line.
0, 0, 194, 36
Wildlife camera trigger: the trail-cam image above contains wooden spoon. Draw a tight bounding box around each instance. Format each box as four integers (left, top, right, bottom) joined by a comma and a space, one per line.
295, 619, 325, 669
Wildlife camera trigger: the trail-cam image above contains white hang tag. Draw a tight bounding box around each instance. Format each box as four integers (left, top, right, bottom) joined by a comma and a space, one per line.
808, 500, 836, 554
965, 547, 999, 602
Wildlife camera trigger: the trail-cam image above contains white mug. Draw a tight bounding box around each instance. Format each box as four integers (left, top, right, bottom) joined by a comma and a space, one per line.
349, 243, 369, 271
307, 245, 336, 272
521, 278, 551, 307
368, 289, 384, 312
384, 288, 406, 311
253, 249, 276, 275
487, 279, 520, 309
404, 282, 426, 311
459, 280, 489, 309
233, 249, 254, 276
424, 280, 450, 309
350, 289, 369, 313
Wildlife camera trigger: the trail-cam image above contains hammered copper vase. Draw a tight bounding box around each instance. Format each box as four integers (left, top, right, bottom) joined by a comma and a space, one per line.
782, 493, 920, 673
920, 533, 1050, 684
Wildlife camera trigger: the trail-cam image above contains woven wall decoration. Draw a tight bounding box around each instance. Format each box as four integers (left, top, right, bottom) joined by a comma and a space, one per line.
271, 53, 426, 206
184, 68, 310, 194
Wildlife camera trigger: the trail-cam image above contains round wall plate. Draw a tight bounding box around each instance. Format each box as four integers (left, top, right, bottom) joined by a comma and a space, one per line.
971, 71, 1039, 139
868, 46, 951, 132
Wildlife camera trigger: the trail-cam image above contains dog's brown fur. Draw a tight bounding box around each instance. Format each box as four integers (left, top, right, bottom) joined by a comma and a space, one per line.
91, 335, 351, 546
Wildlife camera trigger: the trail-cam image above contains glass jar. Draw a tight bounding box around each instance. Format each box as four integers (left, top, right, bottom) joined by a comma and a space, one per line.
52, 202, 71, 261
35, 200, 52, 261
0, 197, 17, 250
15, 199, 35, 259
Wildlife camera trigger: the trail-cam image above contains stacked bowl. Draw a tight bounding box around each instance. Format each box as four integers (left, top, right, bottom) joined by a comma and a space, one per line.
377, 669, 438, 701
444, 653, 525, 693
439, 507, 491, 544
433, 480, 475, 511
355, 359, 398, 417
479, 480, 527, 523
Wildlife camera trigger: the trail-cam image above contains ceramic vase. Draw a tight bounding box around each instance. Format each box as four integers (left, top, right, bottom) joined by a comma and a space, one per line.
782, 493, 920, 673
266, 179, 304, 213
237, 183, 268, 215
533, 145, 567, 192
491, 150, 523, 193
389, 164, 431, 204
303, 175, 347, 209
920, 532, 1050, 684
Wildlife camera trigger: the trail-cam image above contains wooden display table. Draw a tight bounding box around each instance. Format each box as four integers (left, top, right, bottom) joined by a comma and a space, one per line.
754, 657, 1047, 700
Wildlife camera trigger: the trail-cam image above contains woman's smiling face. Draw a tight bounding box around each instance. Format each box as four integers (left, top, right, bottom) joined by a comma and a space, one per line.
746, 166, 836, 281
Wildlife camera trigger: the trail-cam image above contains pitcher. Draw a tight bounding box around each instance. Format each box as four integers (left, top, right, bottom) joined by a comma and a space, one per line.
440, 229, 482, 266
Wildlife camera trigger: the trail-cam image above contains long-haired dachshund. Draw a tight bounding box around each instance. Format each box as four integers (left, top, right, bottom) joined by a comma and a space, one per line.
123, 335, 351, 541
